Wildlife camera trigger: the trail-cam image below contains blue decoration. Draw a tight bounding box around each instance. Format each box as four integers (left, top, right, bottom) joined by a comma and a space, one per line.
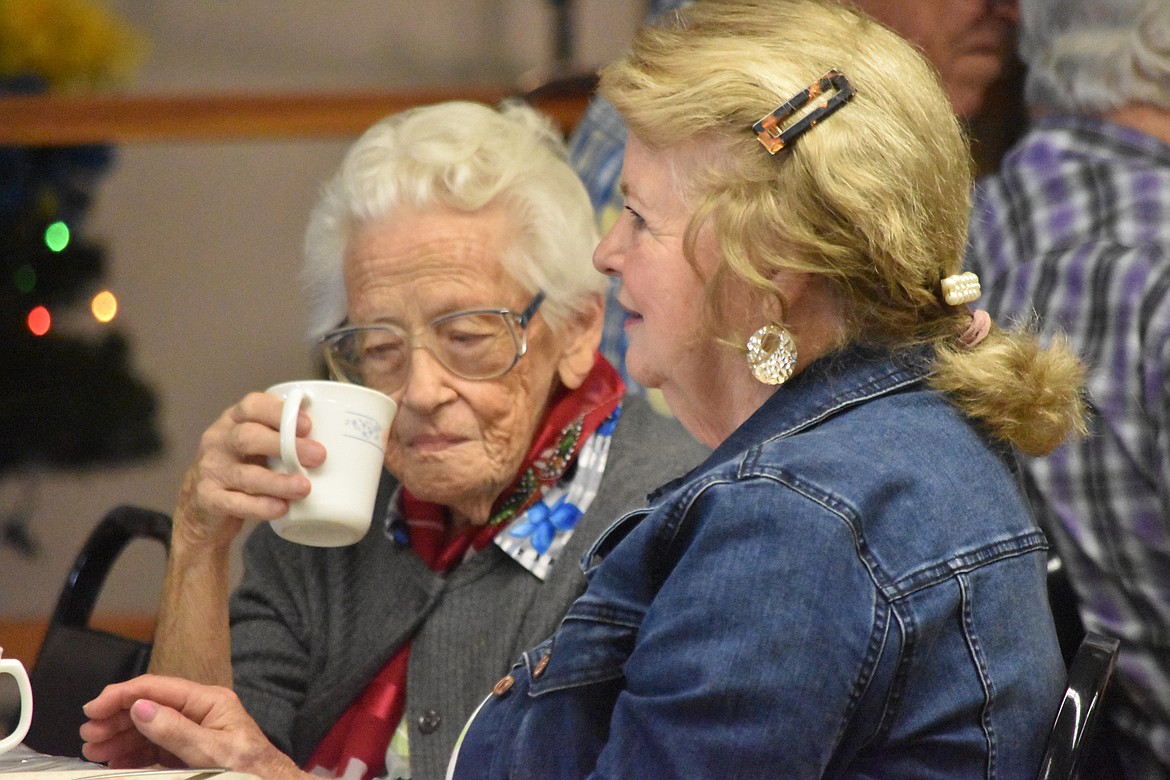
509, 493, 585, 555
389, 516, 410, 547
597, 404, 621, 436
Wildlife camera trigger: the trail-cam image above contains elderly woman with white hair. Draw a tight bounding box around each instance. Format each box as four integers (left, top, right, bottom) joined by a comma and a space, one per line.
967, 0, 1170, 775
80, 100, 706, 780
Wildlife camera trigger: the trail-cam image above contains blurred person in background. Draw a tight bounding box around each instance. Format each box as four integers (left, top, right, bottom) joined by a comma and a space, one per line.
966, 0, 1170, 775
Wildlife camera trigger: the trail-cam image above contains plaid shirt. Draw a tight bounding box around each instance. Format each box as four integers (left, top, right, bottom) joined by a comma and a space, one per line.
566, 0, 689, 392
567, 94, 632, 387
966, 114, 1170, 776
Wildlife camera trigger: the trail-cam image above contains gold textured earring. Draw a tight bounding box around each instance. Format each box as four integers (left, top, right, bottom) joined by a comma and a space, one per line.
746, 324, 797, 385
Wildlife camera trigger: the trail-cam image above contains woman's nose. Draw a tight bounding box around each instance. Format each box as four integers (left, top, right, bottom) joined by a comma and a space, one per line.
397, 345, 455, 412
593, 223, 624, 277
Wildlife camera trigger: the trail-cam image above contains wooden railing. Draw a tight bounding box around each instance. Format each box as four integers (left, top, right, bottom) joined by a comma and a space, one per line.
0, 87, 591, 146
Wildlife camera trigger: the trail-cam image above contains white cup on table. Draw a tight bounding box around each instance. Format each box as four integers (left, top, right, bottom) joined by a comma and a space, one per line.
266, 380, 396, 547
0, 647, 32, 756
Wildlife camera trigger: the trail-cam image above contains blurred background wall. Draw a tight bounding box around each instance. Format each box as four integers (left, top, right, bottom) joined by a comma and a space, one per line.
0, 1, 647, 633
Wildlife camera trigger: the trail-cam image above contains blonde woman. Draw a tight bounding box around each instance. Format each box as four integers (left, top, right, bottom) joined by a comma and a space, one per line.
448, 0, 1085, 775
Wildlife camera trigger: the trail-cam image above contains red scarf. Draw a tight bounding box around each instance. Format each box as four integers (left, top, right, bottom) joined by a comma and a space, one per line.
305, 354, 623, 779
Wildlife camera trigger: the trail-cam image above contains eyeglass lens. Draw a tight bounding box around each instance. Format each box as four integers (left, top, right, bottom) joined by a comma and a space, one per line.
325, 310, 524, 390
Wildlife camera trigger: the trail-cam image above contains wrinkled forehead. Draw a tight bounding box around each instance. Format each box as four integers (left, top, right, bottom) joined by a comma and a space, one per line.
342, 204, 529, 322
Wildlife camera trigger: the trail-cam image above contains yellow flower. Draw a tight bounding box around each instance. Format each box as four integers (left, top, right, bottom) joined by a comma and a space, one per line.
0, 0, 148, 91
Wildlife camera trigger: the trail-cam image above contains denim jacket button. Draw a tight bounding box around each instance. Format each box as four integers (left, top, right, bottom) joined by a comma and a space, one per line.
493, 674, 515, 696
532, 654, 550, 679
417, 709, 442, 734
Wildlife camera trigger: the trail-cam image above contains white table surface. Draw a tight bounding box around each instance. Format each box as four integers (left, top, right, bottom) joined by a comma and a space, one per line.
0, 743, 258, 777
0, 743, 99, 772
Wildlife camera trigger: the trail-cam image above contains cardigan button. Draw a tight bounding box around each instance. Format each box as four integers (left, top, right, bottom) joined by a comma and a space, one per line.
532, 654, 550, 679
493, 674, 515, 696
417, 709, 442, 734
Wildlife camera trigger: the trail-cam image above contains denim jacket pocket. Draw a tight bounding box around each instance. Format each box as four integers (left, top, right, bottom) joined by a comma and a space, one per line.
580, 508, 650, 577
527, 596, 642, 696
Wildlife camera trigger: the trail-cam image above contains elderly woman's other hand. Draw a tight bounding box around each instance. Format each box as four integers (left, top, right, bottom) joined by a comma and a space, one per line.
80, 674, 306, 779
176, 391, 327, 548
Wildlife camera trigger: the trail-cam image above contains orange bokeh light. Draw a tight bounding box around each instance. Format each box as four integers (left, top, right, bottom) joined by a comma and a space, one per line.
28, 305, 51, 336
92, 290, 118, 322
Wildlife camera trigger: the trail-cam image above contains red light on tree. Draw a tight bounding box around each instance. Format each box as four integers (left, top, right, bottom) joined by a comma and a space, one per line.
27, 305, 51, 336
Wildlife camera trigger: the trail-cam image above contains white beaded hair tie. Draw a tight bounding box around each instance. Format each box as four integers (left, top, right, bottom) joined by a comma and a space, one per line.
940, 271, 981, 306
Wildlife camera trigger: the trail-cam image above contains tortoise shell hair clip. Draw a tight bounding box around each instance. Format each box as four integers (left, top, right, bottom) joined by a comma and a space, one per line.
752, 69, 855, 154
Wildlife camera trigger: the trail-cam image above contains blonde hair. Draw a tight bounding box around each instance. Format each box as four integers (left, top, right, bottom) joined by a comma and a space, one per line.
600, 0, 1085, 455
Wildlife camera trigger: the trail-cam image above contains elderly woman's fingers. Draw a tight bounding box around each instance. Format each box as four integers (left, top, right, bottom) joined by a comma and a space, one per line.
124, 695, 302, 779
80, 687, 175, 769
121, 699, 222, 770
172, 390, 331, 546
201, 392, 321, 469
81, 677, 229, 765
78, 702, 133, 739
80, 715, 175, 769
82, 676, 301, 777
231, 390, 290, 428
83, 676, 186, 722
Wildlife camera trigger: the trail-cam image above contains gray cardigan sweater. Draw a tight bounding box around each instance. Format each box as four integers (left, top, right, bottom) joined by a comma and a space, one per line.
228, 393, 708, 780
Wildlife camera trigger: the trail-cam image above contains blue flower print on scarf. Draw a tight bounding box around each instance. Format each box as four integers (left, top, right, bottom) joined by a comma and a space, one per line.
508, 494, 584, 555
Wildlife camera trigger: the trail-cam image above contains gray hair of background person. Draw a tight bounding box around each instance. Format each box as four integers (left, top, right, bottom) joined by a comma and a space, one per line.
1020, 0, 1170, 113
301, 100, 605, 341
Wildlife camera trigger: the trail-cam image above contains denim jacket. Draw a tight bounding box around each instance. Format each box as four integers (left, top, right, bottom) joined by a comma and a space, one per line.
448, 346, 1066, 779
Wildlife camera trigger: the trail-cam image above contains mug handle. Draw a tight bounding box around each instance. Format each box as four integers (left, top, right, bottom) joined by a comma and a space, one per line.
0, 659, 33, 753
278, 386, 310, 478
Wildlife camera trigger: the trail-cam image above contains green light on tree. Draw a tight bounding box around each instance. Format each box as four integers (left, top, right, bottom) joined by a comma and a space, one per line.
13, 264, 36, 293
44, 220, 70, 252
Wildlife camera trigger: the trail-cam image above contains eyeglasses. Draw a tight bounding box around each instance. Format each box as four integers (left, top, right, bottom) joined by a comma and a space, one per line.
319, 291, 545, 392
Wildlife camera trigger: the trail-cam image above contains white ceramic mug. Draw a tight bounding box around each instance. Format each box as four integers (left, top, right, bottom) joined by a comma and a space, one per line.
0, 647, 32, 756
267, 380, 396, 547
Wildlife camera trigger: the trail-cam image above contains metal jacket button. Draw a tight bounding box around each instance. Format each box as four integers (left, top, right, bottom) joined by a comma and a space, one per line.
493, 674, 515, 696
417, 709, 442, 734
532, 654, 550, 679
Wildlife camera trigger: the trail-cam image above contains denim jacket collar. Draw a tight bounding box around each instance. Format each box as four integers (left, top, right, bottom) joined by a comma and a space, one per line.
648, 344, 932, 503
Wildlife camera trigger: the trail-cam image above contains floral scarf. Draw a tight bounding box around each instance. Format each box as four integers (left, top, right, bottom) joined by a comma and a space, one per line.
305, 354, 624, 780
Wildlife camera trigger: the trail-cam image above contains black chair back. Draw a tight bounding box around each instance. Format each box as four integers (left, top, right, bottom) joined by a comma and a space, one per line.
24, 505, 171, 758
1047, 554, 1087, 667
1037, 632, 1121, 780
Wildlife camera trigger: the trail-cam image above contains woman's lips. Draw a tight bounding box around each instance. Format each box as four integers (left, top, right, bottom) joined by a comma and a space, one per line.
405, 432, 467, 454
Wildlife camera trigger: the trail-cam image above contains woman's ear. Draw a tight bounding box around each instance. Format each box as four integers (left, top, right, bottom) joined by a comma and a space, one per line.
555, 292, 605, 389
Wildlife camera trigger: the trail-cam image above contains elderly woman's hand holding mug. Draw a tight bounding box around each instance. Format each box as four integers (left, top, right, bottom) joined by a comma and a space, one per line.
175, 391, 324, 545
177, 380, 395, 549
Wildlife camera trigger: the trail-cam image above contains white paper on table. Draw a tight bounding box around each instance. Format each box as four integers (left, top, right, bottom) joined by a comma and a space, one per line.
0, 771, 259, 779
